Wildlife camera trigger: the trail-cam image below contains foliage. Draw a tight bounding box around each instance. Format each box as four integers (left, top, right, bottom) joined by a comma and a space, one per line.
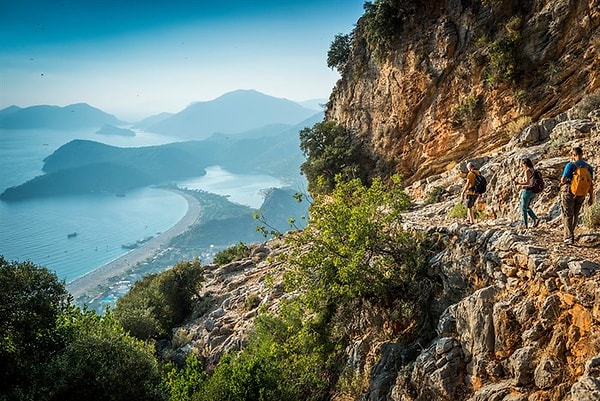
0, 256, 70, 401
196, 300, 338, 401
481, 17, 522, 85
213, 242, 250, 265
452, 95, 484, 127
47, 307, 166, 401
164, 356, 207, 401
448, 202, 468, 218
583, 202, 600, 229
506, 116, 532, 136
360, 0, 417, 60
327, 33, 352, 72
448, 202, 484, 220
0, 257, 167, 401
299, 120, 374, 194
285, 175, 426, 307
114, 258, 204, 340
426, 186, 446, 204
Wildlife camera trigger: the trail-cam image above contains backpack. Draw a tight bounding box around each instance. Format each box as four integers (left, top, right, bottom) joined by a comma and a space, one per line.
530, 169, 544, 194
570, 163, 593, 196
473, 172, 487, 194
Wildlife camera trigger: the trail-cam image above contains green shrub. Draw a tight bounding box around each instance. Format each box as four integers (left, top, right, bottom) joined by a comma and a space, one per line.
448, 202, 468, 218
299, 121, 374, 195
213, 242, 250, 265
583, 202, 600, 228
114, 258, 205, 340
452, 95, 484, 126
426, 186, 445, 204
327, 33, 352, 72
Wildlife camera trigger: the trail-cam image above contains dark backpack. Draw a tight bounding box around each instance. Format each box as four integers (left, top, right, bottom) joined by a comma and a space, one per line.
530, 169, 544, 194
473, 172, 487, 194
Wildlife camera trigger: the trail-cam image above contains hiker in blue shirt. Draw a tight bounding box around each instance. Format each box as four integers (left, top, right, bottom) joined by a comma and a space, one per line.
560, 146, 595, 244
514, 158, 539, 229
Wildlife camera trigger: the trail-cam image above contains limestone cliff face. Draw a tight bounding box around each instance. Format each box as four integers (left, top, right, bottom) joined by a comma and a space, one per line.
326, 0, 600, 183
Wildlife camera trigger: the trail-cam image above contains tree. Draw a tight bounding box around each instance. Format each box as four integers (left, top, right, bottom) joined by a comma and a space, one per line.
47, 307, 166, 401
0, 256, 70, 400
114, 258, 205, 340
299, 121, 373, 194
327, 33, 352, 72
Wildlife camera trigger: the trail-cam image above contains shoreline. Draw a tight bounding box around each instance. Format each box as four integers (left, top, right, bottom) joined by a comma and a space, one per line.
66, 189, 202, 299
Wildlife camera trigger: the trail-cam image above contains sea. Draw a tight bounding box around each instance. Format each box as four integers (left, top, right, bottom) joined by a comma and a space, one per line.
0, 128, 286, 284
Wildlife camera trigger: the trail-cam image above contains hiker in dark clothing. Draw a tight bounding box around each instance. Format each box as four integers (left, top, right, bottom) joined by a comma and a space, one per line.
560, 147, 595, 244
514, 158, 539, 229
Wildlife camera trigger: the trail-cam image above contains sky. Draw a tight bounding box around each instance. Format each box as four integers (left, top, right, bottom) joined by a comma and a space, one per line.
0, 0, 365, 121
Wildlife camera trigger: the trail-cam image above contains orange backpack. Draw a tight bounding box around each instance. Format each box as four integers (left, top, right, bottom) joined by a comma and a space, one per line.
570, 163, 592, 196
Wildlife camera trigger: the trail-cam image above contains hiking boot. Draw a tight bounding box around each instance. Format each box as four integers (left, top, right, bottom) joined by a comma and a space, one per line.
532, 218, 540, 228
563, 238, 574, 244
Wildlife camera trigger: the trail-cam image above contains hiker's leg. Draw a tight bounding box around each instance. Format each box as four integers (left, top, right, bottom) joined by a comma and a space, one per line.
520, 190, 529, 227
521, 190, 536, 226
572, 195, 586, 233
467, 195, 476, 223
526, 192, 538, 220
561, 191, 576, 240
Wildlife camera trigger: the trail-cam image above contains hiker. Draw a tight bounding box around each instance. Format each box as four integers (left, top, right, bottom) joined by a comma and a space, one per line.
461, 162, 482, 224
560, 146, 595, 244
514, 158, 539, 228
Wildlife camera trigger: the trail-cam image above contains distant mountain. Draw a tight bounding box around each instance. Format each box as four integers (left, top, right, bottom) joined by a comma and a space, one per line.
0, 103, 125, 130
132, 112, 174, 130
96, 124, 135, 136
147, 89, 318, 139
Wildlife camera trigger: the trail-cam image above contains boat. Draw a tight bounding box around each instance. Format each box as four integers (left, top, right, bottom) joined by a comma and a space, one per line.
67, 232, 77, 238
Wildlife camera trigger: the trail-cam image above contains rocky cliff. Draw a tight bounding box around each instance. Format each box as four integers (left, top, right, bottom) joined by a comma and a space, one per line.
326, 0, 600, 184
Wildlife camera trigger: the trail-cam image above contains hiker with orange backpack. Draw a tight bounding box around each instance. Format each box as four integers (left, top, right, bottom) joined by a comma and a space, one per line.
461, 162, 486, 224
560, 146, 594, 244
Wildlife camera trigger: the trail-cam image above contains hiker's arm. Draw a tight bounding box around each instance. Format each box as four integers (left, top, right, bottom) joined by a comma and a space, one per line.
461, 177, 470, 198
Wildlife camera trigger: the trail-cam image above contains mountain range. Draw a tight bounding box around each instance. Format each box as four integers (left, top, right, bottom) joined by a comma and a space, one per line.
0, 89, 322, 141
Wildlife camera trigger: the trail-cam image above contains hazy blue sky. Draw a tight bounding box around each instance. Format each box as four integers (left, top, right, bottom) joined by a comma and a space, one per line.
0, 0, 364, 120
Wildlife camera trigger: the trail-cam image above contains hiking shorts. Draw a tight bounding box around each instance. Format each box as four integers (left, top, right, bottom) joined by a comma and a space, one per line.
466, 194, 478, 209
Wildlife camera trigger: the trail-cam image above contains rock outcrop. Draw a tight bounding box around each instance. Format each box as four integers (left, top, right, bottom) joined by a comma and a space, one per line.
326, 0, 600, 184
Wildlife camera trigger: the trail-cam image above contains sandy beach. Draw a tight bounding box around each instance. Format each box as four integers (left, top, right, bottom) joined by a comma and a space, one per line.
66, 190, 202, 299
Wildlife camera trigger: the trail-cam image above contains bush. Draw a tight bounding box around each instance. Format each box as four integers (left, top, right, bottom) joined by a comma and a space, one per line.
448, 202, 467, 218
426, 186, 446, 204
114, 258, 204, 340
583, 202, 600, 228
299, 121, 374, 194
213, 242, 250, 265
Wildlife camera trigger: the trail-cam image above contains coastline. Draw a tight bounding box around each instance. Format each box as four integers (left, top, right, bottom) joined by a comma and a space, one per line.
66, 189, 202, 300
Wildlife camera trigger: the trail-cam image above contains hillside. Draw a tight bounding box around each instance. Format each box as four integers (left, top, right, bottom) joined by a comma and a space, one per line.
163, 104, 599, 400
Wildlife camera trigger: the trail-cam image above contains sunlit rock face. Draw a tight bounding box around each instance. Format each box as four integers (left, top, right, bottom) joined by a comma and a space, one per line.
326, 0, 600, 184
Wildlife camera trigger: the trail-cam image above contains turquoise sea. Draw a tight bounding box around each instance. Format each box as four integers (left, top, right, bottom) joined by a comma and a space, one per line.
0, 128, 285, 283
